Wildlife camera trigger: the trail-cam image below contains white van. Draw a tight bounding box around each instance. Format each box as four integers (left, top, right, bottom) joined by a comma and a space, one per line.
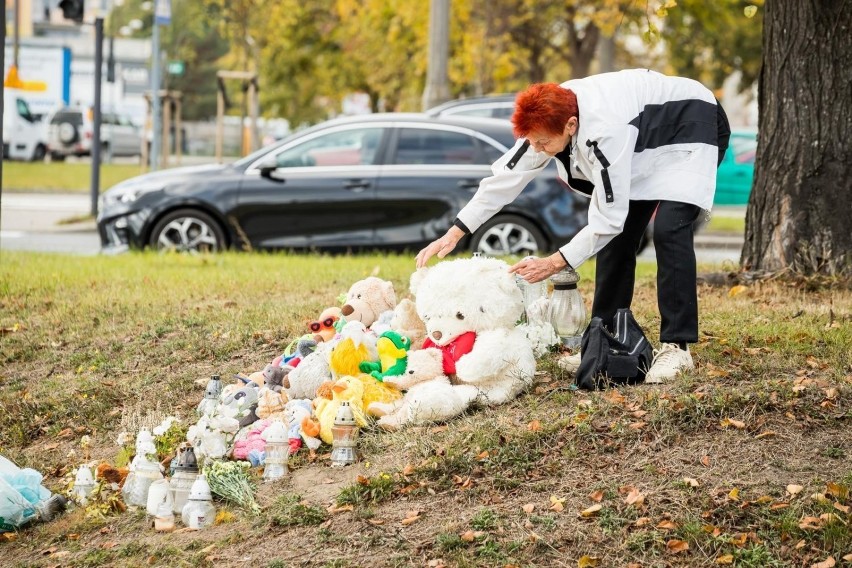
3, 89, 48, 161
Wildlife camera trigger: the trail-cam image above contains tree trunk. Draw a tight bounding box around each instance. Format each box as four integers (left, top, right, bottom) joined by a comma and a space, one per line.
742, 0, 852, 276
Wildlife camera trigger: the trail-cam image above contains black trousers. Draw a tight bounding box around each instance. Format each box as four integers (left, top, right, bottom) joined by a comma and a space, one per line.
590, 102, 731, 344
591, 199, 702, 343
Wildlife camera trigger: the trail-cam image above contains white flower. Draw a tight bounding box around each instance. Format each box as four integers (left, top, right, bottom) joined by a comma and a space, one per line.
153, 416, 178, 436
520, 321, 560, 357
116, 431, 132, 446
201, 430, 228, 459
210, 415, 240, 434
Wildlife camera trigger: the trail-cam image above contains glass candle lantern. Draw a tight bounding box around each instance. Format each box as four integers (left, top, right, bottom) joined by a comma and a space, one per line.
72, 466, 95, 505
153, 500, 175, 532
122, 456, 163, 508
262, 421, 288, 481
548, 267, 587, 349
169, 446, 199, 514
515, 256, 549, 324
197, 375, 222, 417
181, 475, 216, 529
330, 402, 359, 467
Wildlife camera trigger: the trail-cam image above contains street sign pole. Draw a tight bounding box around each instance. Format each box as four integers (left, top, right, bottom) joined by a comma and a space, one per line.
90, 17, 104, 217
150, 6, 162, 171
150, 0, 171, 172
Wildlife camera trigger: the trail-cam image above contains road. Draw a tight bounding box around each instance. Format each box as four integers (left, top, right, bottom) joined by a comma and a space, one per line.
0, 192, 746, 262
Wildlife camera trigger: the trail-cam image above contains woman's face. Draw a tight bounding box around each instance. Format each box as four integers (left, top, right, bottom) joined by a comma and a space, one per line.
528, 117, 578, 156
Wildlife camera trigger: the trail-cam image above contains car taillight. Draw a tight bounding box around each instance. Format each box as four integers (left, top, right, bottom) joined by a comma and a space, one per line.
85, 131, 93, 139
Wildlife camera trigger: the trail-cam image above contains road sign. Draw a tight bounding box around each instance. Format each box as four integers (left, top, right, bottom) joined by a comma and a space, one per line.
167, 61, 185, 76
155, 0, 172, 25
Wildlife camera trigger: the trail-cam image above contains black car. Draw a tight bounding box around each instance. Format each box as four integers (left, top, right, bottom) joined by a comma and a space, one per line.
97, 113, 589, 256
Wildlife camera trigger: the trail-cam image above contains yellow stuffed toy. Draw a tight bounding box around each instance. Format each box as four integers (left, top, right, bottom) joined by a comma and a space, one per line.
313, 376, 368, 445
329, 321, 377, 378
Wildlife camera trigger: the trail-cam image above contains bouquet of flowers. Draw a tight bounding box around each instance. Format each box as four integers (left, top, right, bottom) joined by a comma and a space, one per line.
204, 460, 261, 515
187, 404, 242, 462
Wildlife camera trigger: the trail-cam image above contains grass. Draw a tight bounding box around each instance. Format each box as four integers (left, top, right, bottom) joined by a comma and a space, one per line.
2, 161, 150, 192
705, 214, 746, 235
0, 251, 850, 567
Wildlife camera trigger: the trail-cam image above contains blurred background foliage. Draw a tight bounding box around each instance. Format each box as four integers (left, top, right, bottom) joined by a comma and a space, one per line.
107, 0, 763, 126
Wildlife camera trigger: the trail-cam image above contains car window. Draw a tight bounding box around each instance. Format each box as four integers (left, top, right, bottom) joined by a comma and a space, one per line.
480, 140, 505, 163
731, 135, 757, 165
492, 106, 515, 119
50, 111, 83, 126
273, 127, 383, 168
393, 128, 486, 165
447, 107, 494, 118
16, 99, 34, 122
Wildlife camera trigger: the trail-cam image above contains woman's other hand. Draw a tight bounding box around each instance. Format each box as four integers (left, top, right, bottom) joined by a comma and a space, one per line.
415, 226, 465, 268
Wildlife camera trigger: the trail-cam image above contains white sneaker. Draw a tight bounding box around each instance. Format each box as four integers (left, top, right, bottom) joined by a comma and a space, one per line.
645, 343, 694, 384
557, 352, 582, 374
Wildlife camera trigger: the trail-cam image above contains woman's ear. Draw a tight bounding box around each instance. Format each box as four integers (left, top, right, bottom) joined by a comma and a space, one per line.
566, 116, 578, 136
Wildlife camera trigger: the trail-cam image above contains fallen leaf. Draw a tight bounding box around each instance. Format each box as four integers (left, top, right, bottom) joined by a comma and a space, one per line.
795, 539, 807, 549
728, 285, 747, 297
400, 511, 421, 526
623, 486, 645, 507
728, 488, 740, 501
522, 503, 535, 514
755, 430, 776, 439
720, 418, 746, 429
833, 502, 850, 514
770, 502, 790, 510
826, 482, 848, 500
366, 519, 385, 526
755, 495, 773, 504
65, 533, 79, 540
200, 544, 216, 554
550, 495, 566, 513
99, 542, 117, 550
460, 530, 476, 542
589, 490, 604, 502
706, 365, 731, 378
49, 551, 70, 559
798, 516, 822, 530
402, 464, 415, 476
843, 553, 852, 562
666, 539, 689, 553
787, 484, 804, 496
716, 554, 734, 564
527, 420, 542, 431
730, 533, 748, 546
811, 557, 835, 568
2, 533, 17, 542
683, 477, 700, 488
326, 504, 354, 514
628, 421, 647, 430
578, 556, 600, 567
634, 517, 651, 527
580, 504, 602, 517
429, 425, 447, 434
701, 455, 711, 467
476, 450, 490, 460
657, 520, 678, 530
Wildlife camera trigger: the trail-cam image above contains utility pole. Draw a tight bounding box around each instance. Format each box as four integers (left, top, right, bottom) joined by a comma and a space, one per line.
421, 0, 450, 111
90, 17, 105, 216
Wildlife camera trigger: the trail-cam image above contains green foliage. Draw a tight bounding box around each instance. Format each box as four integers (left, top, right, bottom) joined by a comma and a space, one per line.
336, 472, 397, 506
661, 0, 764, 90
268, 494, 327, 528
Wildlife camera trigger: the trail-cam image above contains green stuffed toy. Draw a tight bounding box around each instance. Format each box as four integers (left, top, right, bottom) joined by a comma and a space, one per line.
358, 330, 410, 382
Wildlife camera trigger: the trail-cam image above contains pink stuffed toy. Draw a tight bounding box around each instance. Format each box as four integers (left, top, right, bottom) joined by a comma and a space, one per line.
232, 419, 271, 460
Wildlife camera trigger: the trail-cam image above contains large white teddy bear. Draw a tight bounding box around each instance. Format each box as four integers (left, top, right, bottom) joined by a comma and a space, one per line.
411, 257, 537, 405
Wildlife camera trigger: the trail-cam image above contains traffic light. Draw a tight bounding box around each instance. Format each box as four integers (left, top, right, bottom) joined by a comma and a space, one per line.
59, 0, 84, 23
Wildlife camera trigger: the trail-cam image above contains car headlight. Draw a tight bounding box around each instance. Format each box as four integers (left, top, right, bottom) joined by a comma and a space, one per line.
101, 183, 163, 207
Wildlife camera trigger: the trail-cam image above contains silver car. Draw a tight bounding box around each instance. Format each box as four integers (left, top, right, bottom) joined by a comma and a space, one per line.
48, 107, 142, 160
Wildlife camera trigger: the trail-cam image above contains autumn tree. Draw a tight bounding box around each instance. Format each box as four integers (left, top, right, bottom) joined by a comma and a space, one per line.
742, 0, 851, 276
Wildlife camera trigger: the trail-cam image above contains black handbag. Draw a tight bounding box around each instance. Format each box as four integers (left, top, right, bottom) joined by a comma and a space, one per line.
575, 308, 653, 390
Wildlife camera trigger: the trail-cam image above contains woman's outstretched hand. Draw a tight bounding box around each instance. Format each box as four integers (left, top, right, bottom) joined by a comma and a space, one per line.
415, 226, 465, 268
508, 253, 567, 283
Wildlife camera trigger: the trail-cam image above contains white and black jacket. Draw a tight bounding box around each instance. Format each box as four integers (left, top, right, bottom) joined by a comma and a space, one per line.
455, 68, 720, 269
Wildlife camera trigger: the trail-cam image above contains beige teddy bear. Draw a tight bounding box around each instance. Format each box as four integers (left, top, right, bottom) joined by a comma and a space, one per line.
341, 277, 396, 328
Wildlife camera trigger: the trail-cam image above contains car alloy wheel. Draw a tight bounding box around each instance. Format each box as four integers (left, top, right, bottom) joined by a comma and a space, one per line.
471, 214, 545, 257
150, 209, 225, 253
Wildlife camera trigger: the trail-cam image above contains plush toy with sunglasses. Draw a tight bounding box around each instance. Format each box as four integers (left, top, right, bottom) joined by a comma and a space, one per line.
308, 307, 342, 343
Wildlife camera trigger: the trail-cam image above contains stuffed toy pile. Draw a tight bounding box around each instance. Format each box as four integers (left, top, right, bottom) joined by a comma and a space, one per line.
187, 256, 543, 464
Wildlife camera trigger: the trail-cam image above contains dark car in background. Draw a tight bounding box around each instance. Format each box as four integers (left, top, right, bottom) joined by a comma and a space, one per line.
97, 113, 589, 256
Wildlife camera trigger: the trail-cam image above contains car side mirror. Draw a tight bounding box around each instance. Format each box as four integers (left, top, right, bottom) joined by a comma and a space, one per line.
258, 158, 284, 182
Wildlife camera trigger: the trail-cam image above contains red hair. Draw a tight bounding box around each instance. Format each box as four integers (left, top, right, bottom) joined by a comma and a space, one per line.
512, 83, 578, 138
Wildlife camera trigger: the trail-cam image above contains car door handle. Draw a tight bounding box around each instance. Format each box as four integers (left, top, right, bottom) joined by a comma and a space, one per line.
343, 179, 371, 192
457, 179, 480, 190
